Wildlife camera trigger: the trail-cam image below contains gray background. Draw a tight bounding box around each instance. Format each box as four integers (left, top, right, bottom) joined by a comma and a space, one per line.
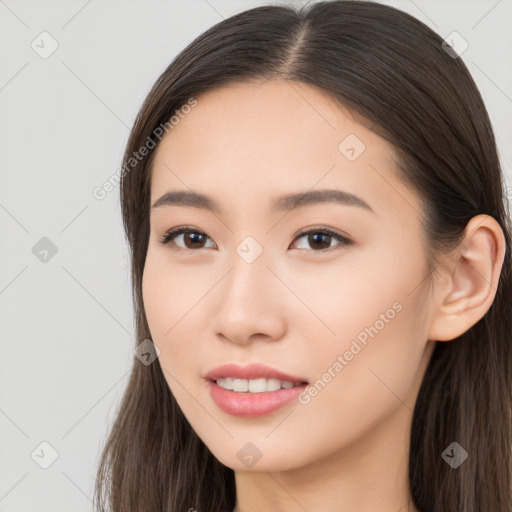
1, 0, 511, 510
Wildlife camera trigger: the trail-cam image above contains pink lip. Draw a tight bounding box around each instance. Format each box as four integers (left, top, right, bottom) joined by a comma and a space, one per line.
204, 362, 308, 383
206, 381, 308, 417
204, 363, 308, 418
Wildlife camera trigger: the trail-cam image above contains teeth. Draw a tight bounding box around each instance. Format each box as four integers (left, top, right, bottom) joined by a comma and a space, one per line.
216, 377, 300, 393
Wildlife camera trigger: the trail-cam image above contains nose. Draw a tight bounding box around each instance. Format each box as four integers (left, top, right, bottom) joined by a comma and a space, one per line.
211, 247, 287, 346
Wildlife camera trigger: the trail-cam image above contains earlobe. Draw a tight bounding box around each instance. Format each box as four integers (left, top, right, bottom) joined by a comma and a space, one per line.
428, 214, 506, 342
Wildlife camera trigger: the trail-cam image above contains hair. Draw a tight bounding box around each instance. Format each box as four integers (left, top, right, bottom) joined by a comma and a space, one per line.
93, 1, 512, 510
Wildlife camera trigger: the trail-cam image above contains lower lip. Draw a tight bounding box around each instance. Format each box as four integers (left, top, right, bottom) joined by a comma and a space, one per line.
207, 380, 308, 417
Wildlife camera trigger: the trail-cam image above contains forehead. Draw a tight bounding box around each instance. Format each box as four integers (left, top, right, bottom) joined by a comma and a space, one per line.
149, 79, 422, 222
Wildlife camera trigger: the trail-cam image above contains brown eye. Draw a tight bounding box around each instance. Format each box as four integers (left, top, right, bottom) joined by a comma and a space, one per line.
291, 229, 353, 252
159, 228, 216, 250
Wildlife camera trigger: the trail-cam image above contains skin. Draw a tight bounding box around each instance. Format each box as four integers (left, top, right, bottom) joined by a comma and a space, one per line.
142, 79, 506, 512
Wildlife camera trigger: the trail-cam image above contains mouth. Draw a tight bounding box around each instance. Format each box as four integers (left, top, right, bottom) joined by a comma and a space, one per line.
204, 362, 309, 417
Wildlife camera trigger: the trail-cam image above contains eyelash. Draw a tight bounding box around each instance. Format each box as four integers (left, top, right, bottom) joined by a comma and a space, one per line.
157, 226, 353, 253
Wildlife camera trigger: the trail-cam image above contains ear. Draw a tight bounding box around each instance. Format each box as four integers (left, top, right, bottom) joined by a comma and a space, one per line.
428, 214, 507, 342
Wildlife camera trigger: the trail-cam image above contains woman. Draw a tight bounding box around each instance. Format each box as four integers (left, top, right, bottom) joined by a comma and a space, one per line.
94, 1, 512, 510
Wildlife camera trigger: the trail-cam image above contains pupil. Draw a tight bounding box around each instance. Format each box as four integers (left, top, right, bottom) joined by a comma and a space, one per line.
310, 233, 330, 249
186, 233, 204, 248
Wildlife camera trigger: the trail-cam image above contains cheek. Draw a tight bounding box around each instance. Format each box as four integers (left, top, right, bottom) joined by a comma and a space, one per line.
288, 238, 426, 342
143, 250, 195, 336
141, 250, 212, 375
142, 255, 218, 432
294, 245, 430, 436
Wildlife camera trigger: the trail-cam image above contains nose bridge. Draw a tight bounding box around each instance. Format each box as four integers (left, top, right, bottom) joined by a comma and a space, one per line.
212, 234, 286, 343
224, 234, 271, 306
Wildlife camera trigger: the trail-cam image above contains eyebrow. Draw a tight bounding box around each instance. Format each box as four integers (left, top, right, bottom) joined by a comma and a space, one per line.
151, 188, 375, 215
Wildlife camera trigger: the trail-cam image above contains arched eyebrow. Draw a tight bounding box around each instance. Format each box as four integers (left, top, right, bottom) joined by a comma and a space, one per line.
151, 188, 375, 215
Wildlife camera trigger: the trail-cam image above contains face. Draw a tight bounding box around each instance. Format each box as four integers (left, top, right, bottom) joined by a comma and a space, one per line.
142, 79, 436, 472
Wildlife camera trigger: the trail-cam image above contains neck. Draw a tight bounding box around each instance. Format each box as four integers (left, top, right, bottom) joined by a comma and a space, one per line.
232, 402, 419, 512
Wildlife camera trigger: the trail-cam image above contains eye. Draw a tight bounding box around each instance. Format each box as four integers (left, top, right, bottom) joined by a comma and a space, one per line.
290, 228, 353, 252
158, 226, 353, 252
158, 226, 216, 250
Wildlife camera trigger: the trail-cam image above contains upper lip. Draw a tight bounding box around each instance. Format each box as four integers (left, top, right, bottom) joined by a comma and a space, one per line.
205, 363, 308, 383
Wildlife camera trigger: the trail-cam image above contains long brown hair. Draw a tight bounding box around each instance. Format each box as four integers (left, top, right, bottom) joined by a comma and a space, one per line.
94, 1, 512, 510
